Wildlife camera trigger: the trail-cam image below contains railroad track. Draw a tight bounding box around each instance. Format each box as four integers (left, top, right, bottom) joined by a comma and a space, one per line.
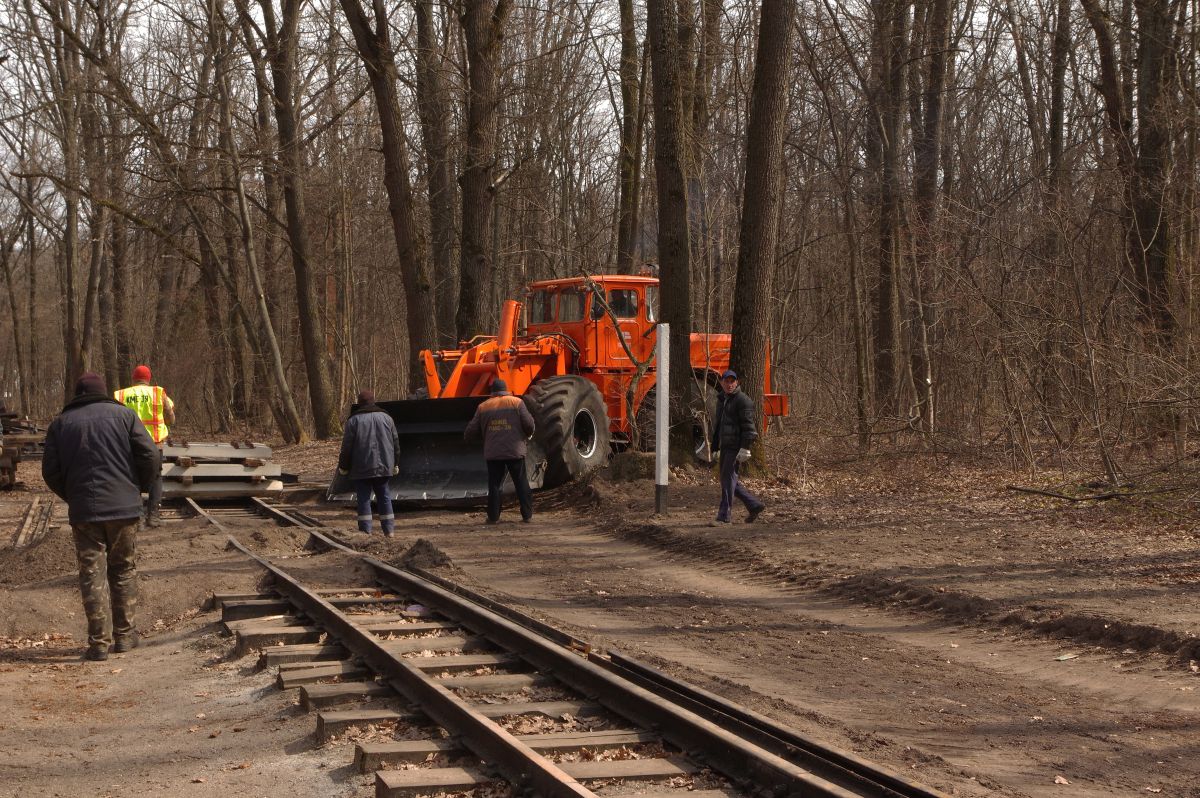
173, 495, 331, 531
216, 518, 950, 798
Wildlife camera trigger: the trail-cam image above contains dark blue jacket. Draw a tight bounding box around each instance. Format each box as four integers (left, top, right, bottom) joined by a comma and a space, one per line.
43, 393, 160, 524
710, 388, 759, 452
464, 393, 536, 460
338, 405, 401, 480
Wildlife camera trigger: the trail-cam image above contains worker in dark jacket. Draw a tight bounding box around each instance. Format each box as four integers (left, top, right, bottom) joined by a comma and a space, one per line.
464, 378, 536, 524
709, 369, 766, 524
43, 372, 160, 661
338, 390, 401, 536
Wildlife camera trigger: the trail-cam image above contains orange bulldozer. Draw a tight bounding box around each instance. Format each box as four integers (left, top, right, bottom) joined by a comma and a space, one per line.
328, 274, 788, 503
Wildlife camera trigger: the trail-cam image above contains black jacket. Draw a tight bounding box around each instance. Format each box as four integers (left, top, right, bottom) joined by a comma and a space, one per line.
43, 393, 160, 524
338, 405, 401, 480
710, 388, 759, 452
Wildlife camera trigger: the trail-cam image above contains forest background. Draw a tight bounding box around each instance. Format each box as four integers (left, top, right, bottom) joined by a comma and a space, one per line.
0, 0, 1196, 482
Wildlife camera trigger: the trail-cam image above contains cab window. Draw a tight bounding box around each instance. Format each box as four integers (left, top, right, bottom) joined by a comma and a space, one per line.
528, 290, 554, 324
608, 289, 639, 319
646, 286, 659, 322
559, 290, 586, 322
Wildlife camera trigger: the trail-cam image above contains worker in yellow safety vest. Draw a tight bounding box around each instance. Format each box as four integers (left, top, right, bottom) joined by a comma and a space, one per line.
114, 365, 175, 527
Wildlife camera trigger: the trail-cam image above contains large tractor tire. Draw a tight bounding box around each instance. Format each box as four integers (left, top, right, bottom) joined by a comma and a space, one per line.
525, 376, 611, 487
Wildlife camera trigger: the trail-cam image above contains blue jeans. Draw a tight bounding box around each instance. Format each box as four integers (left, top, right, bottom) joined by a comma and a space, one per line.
717, 448, 763, 522
354, 477, 394, 534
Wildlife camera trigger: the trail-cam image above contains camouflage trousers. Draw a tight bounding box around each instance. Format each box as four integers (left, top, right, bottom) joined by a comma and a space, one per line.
72, 519, 139, 650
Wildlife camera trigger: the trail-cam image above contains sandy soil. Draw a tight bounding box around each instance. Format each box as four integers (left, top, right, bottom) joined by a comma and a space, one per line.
2, 439, 1198, 796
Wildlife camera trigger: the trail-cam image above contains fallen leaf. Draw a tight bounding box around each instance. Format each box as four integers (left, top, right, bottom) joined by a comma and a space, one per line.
109, 668, 123, 674
196, 712, 206, 719
1145, 789, 1162, 794
1054, 654, 1079, 662
191, 777, 206, 784
209, 730, 221, 738
1054, 776, 1070, 785
950, 643, 959, 648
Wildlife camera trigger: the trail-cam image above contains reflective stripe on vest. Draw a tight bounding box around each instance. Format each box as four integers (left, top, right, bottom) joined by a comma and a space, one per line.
116, 384, 170, 443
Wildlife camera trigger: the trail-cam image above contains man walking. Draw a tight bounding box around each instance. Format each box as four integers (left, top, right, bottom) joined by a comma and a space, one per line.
43, 372, 160, 661
115, 364, 174, 527
464, 378, 535, 524
709, 369, 766, 524
338, 390, 400, 536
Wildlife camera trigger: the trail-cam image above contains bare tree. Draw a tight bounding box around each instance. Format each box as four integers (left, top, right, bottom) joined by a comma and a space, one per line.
455, 0, 512, 340
339, 0, 441, 390
647, 0, 697, 458
730, 0, 797, 453
238, 0, 340, 436
414, 0, 459, 346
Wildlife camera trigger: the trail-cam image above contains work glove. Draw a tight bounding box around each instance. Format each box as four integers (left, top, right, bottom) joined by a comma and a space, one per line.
392, 466, 400, 476
338, 468, 349, 476
736, 448, 751, 464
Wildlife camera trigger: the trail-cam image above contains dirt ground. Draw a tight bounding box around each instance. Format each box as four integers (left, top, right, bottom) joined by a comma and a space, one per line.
1, 438, 1198, 797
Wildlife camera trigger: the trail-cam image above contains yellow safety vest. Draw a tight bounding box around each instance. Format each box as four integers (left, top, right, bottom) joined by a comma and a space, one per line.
114, 384, 172, 443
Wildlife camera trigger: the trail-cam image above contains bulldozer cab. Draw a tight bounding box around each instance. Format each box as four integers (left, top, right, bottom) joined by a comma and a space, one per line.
524, 276, 659, 370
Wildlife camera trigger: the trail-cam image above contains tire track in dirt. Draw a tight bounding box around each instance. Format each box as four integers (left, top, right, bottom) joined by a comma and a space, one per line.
600, 513, 1200, 667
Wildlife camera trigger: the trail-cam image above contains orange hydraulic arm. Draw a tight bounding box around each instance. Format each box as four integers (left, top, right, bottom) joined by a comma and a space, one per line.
422, 301, 571, 399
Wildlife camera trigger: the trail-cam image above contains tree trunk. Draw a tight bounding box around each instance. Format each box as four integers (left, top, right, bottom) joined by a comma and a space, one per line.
212, 0, 307, 442
615, 0, 643, 273
78, 84, 108, 374
455, 0, 512, 341
414, 0, 459, 347
870, 0, 909, 418
254, 0, 340, 437
647, 0, 696, 460
24, 172, 37, 415
198, 235, 235, 433
730, 0, 796, 444
1081, 0, 1176, 341
109, 182, 132, 379
1129, 0, 1175, 339
99, 245, 117, 391
339, 0, 442, 391
0, 232, 29, 413
907, 0, 950, 434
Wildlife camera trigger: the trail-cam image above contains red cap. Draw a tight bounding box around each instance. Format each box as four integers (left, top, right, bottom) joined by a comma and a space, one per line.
133, 365, 151, 382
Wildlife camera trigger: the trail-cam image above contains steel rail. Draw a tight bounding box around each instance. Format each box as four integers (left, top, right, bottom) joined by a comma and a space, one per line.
398, 558, 942, 796
226, 535, 596, 798
250, 497, 319, 528
406, 563, 591, 653
594, 651, 949, 798
184, 497, 226, 531
364, 557, 865, 798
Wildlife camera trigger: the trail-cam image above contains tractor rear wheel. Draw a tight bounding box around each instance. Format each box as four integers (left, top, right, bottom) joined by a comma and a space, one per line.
525, 376, 611, 487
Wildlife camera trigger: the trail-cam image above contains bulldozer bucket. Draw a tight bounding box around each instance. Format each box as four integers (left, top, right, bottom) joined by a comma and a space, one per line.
326, 397, 547, 505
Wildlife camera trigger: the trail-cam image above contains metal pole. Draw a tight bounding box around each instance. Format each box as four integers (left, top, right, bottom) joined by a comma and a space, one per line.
655, 323, 669, 514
